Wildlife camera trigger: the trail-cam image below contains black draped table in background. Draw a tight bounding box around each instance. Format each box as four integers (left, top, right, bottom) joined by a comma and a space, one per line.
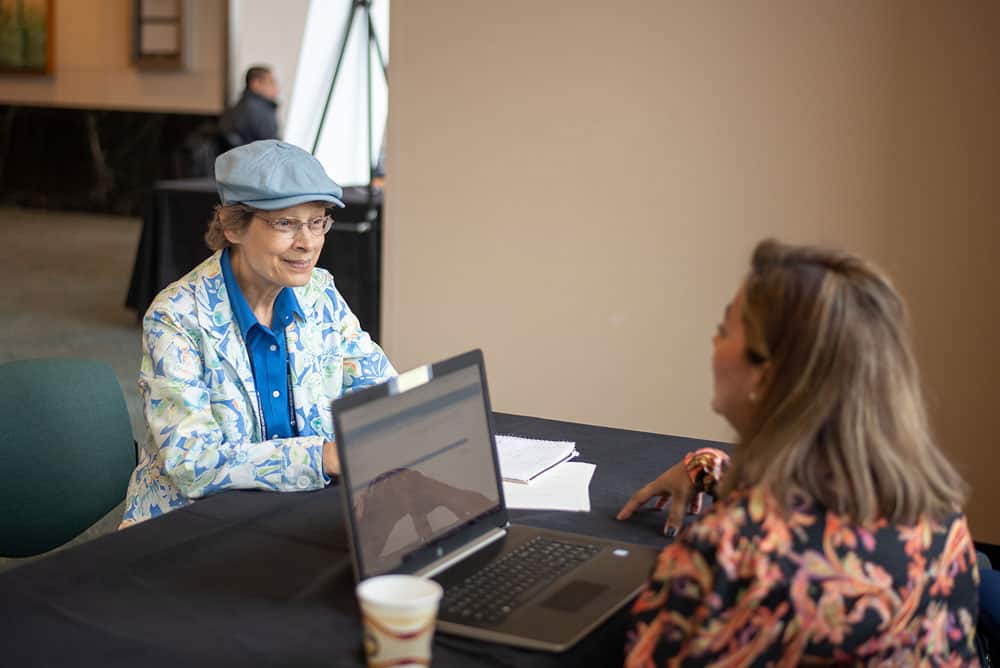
125, 178, 384, 339
0, 413, 727, 667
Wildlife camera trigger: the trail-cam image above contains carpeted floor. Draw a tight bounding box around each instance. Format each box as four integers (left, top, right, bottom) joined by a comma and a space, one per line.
0, 206, 144, 571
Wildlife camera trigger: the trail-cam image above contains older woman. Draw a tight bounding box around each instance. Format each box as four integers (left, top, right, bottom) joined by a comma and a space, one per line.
617, 240, 978, 665
121, 140, 395, 526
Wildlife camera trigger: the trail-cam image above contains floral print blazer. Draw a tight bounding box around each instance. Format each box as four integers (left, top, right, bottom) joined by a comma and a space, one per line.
626, 448, 980, 667
121, 251, 395, 527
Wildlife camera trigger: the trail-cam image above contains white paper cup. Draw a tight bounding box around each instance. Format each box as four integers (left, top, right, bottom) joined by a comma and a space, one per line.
356, 574, 444, 668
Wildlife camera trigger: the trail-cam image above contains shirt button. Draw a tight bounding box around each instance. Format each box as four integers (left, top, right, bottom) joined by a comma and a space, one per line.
270, 344, 277, 352
272, 390, 280, 398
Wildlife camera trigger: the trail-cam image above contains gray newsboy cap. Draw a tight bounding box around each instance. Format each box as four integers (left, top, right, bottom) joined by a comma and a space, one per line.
215, 140, 346, 210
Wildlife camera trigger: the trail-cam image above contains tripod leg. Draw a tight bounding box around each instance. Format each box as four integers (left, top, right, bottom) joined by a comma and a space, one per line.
312, 0, 365, 154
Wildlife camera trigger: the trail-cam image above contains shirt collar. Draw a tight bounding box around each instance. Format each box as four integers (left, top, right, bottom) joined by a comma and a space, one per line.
220, 247, 304, 339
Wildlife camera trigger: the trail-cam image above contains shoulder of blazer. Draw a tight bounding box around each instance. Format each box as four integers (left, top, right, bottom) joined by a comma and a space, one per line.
144, 251, 233, 342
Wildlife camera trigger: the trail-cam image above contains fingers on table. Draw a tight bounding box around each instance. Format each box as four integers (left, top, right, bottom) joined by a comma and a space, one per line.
688, 491, 704, 515
618, 484, 658, 520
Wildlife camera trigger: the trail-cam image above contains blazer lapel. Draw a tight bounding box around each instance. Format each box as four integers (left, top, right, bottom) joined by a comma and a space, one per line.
193, 253, 260, 437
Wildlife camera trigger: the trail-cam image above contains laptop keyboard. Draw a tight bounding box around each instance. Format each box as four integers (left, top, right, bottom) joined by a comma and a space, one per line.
440, 536, 601, 624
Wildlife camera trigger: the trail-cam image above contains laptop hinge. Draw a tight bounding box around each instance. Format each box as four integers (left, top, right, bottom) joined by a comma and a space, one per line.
415, 526, 508, 579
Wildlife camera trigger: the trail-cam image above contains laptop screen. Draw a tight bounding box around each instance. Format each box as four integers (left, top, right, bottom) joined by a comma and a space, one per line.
336, 360, 503, 579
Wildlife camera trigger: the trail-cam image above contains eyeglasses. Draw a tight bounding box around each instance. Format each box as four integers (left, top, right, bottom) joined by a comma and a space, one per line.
254, 214, 334, 237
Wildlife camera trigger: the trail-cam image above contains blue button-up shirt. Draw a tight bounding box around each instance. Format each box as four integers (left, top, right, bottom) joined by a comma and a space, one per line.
220, 247, 304, 441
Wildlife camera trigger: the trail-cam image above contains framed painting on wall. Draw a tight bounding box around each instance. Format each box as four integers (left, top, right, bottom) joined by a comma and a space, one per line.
0, 0, 53, 74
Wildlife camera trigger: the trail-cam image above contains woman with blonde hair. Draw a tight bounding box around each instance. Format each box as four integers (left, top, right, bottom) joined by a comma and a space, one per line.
618, 239, 978, 665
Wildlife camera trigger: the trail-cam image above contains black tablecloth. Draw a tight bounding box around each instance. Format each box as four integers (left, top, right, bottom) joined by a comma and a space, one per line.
0, 413, 727, 667
125, 178, 383, 338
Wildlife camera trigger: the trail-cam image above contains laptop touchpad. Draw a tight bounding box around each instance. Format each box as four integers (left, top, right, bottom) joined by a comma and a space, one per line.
541, 580, 607, 612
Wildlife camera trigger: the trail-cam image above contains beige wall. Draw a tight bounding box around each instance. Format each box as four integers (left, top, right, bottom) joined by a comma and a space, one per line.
0, 0, 225, 113
886, 2, 1000, 541
383, 1, 896, 438
385, 1, 1000, 541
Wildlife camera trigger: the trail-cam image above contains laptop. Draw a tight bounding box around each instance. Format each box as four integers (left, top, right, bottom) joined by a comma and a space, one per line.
331, 349, 657, 652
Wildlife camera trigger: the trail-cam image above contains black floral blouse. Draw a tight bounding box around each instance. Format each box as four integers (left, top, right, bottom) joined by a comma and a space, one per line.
626, 448, 980, 666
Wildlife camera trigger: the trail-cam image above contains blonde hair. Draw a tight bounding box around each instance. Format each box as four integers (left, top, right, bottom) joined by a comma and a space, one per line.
719, 239, 966, 524
205, 203, 255, 251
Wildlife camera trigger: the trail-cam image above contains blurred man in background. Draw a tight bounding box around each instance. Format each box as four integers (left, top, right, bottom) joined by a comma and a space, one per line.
219, 65, 281, 149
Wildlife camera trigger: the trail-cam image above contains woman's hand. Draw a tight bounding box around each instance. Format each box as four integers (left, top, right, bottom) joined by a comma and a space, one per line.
616, 461, 702, 537
322, 442, 340, 476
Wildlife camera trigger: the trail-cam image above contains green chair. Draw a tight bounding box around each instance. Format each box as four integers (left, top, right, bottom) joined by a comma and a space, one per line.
0, 358, 136, 558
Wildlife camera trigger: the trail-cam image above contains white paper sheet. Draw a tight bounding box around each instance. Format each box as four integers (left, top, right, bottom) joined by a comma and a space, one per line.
502, 462, 596, 512
495, 434, 578, 483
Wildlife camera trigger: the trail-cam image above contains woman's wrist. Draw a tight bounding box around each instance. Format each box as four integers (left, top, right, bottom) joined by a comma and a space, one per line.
322, 441, 341, 477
